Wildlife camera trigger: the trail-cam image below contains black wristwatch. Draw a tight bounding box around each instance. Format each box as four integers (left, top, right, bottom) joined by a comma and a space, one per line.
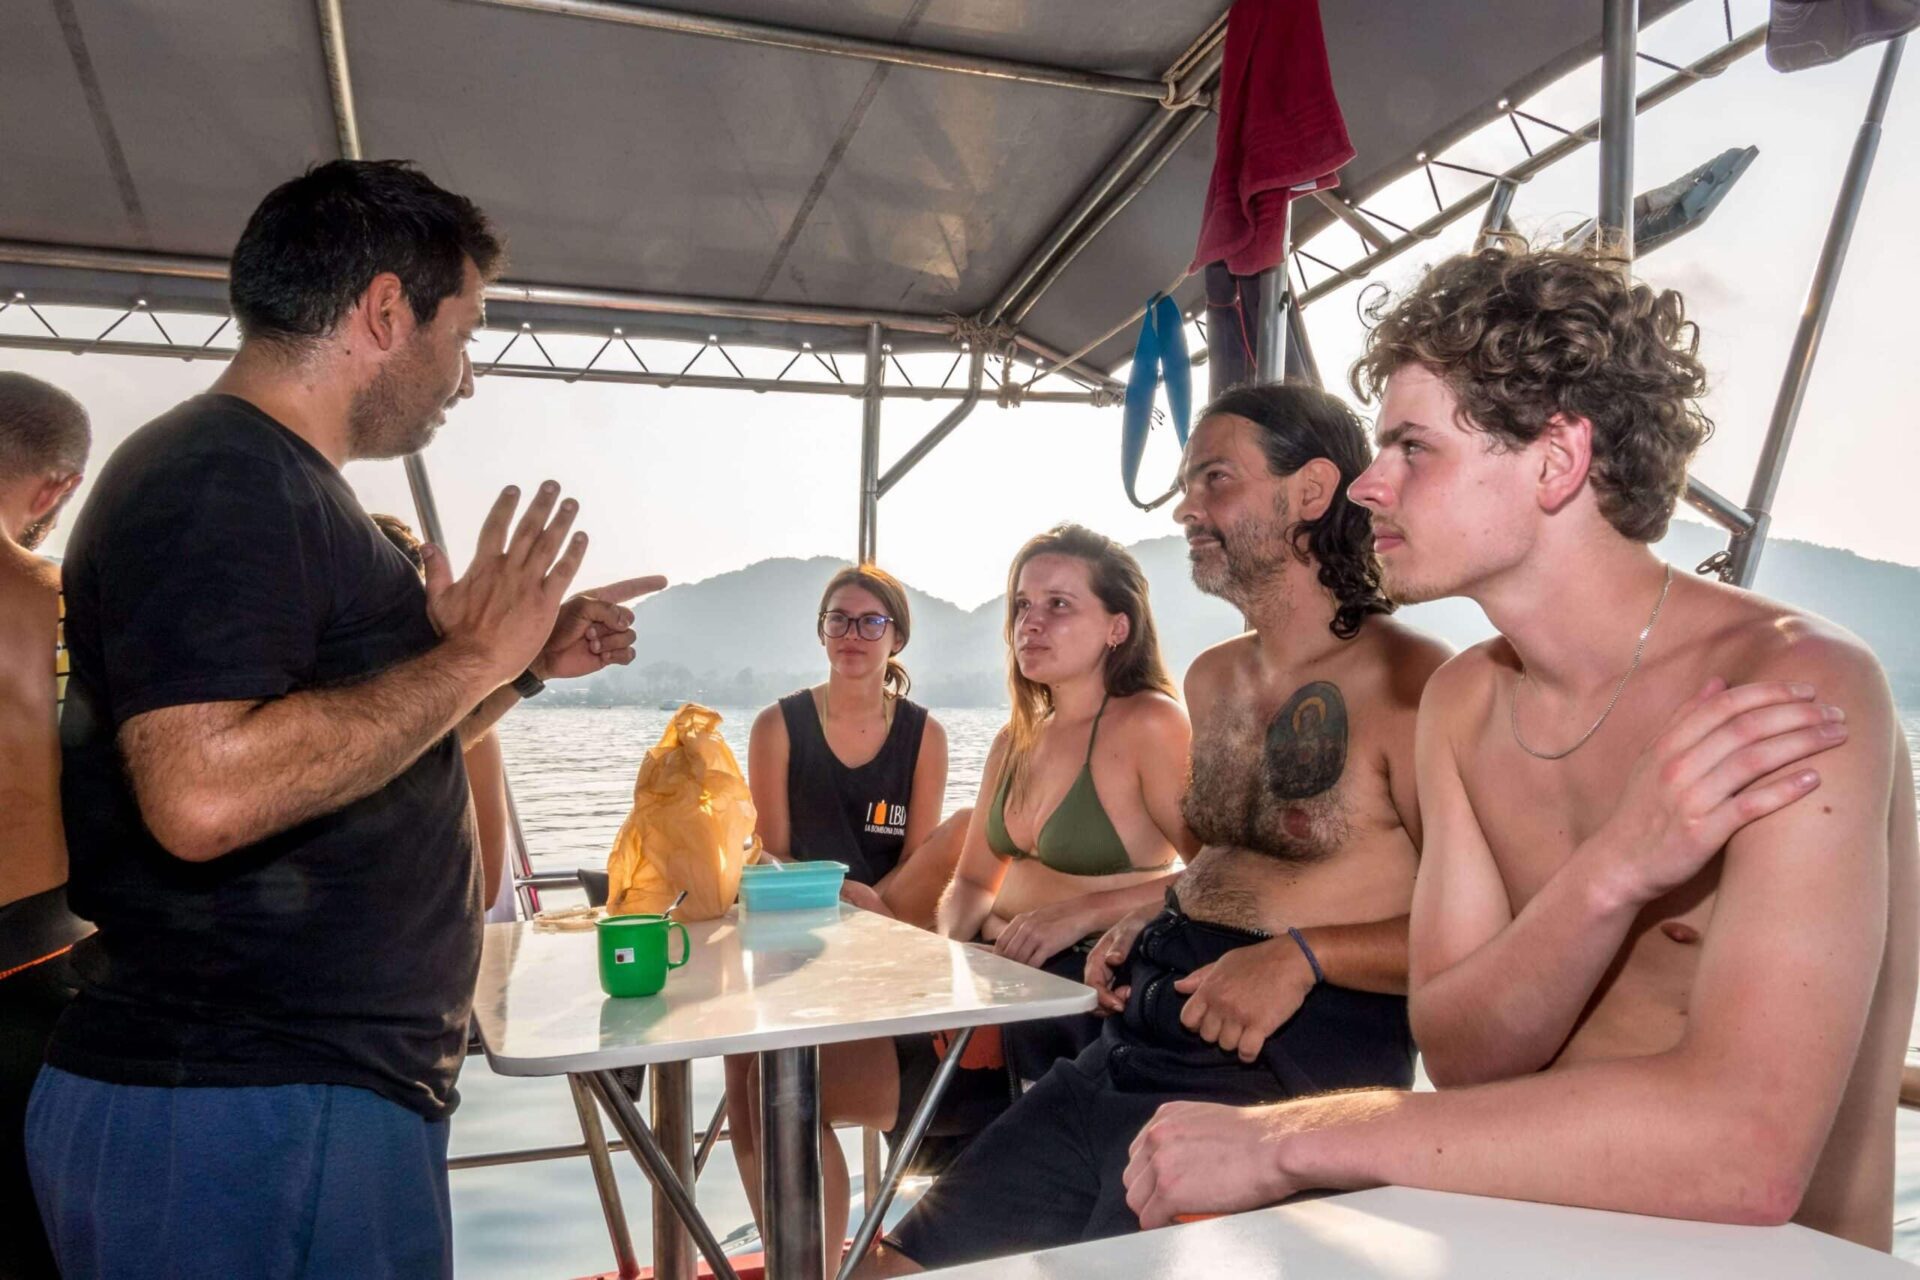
511, 668, 546, 700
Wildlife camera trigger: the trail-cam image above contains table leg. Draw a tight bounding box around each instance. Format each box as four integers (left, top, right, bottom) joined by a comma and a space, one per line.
651, 1060, 696, 1280
584, 1071, 741, 1280
567, 1075, 641, 1280
759, 1045, 825, 1280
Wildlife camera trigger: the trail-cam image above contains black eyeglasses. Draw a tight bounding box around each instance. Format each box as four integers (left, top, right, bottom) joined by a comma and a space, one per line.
820, 610, 893, 641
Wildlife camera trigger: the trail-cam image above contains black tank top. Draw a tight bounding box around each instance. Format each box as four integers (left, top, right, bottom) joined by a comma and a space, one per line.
779, 690, 930, 887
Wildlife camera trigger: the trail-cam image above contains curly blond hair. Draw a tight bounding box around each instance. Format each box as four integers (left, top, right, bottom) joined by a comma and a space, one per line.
1350, 243, 1712, 542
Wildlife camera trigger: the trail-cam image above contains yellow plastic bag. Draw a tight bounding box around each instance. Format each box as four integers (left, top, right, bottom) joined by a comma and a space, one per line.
605, 704, 758, 922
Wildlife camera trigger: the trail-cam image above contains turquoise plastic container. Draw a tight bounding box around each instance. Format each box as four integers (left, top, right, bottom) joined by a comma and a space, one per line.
738, 860, 848, 911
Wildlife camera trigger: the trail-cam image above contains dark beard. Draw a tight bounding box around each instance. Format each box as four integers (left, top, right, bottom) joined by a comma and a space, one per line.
1189, 492, 1291, 607
19, 514, 53, 550
349, 347, 441, 460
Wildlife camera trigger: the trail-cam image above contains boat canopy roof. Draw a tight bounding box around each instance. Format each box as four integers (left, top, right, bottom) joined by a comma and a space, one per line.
0, 0, 1683, 367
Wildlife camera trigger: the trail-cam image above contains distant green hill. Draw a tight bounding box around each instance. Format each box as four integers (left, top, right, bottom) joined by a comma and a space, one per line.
566, 520, 1920, 710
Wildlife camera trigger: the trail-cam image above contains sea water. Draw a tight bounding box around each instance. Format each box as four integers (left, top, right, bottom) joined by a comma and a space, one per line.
450, 706, 1920, 1277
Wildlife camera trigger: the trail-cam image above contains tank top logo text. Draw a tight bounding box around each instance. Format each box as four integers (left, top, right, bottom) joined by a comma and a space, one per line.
863, 798, 907, 837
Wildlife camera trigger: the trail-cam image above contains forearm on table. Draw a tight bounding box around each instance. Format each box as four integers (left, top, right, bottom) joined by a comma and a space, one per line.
1413, 845, 1643, 1085
1276, 1050, 1797, 1226
131, 641, 495, 861
936, 877, 998, 940
1294, 916, 1410, 995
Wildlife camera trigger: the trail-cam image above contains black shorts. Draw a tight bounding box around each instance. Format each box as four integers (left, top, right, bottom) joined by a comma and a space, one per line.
885, 904, 1414, 1270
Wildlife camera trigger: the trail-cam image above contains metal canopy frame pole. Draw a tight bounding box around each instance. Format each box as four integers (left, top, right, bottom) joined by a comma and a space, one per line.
857, 323, 884, 563
461, 0, 1187, 105
1476, 177, 1520, 249
1726, 35, 1904, 587
989, 32, 1226, 325
1598, 0, 1638, 261
1007, 105, 1215, 327
875, 347, 987, 498
1253, 205, 1293, 384
1296, 26, 1764, 309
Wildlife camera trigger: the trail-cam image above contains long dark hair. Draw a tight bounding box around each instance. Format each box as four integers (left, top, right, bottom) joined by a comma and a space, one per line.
1203, 382, 1393, 639
1001, 524, 1176, 803
817, 563, 913, 698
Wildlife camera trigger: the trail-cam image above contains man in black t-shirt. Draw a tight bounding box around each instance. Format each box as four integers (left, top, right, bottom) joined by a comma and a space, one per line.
25, 162, 661, 1280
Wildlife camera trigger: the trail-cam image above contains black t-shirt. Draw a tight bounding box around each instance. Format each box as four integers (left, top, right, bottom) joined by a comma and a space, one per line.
778, 690, 929, 886
52, 394, 480, 1119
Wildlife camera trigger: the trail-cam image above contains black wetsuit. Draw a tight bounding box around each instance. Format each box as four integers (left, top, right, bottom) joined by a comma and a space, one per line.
886, 893, 1415, 1267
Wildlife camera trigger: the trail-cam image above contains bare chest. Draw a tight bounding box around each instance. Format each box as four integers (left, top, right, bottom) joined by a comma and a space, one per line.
1186, 680, 1369, 863
1461, 700, 1717, 1056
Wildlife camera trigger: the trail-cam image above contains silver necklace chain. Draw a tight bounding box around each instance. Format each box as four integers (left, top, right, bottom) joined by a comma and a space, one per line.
1510, 563, 1674, 761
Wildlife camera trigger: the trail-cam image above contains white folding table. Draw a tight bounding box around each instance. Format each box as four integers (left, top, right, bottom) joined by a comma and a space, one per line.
471, 905, 1095, 1280
919, 1185, 1919, 1277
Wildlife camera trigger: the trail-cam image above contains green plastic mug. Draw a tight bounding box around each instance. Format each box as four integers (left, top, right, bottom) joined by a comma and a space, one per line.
595, 913, 691, 998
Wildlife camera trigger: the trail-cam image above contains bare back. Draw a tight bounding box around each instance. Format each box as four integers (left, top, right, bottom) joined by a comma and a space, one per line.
1445, 577, 1917, 1245
1178, 616, 1446, 934
0, 541, 66, 908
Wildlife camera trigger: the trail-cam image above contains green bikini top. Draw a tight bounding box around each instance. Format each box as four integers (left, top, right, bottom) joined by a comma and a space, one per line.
985, 697, 1171, 877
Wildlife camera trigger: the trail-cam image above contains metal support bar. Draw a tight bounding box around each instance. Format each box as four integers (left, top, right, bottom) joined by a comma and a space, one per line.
857, 323, 884, 564
569, 1076, 642, 1280
448, 1137, 629, 1171
760, 1047, 825, 1280
1682, 475, 1754, 536
1253, 207, 1293, 384
837, 1028, 973, 1280
1007, 104, 1215, 327
1285, 299, 1322, 389
650, 1061, 696, 1280
692, 1092, 728, 1178
1599, 0, 1639, 261
314, 0, 363, 160
987, 33, 1227, 323
860, 1129, 882, 1214
0, 240, 957, 337
875, 348, 986, 498
461, 0, 1183, 104
583, 1071, 741, 1280
0, 330, 1110, 404
1476, 177, 1520, 249
1311, 191, 1393, 252
1728, 35, 1903, 587
1296, 26, 1764, 309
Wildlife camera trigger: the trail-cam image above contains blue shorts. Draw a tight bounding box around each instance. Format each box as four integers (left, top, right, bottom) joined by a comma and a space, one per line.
25, 1066, 452, 1280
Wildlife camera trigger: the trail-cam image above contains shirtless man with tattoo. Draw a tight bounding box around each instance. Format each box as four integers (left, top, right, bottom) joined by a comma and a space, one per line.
853, 381, 1450, 1273
1125, 245, 1916, 1251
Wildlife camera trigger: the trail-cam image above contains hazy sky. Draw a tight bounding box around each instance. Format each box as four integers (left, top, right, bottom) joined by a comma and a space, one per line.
5, 0, 1913, 608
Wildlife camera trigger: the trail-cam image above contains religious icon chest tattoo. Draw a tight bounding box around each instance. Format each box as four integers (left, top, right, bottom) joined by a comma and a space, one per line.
1264, 681, 1349, 801
1184, 680, 1352, 862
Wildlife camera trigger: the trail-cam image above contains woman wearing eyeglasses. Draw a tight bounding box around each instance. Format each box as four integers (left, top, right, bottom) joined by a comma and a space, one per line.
745, 563, 964, 926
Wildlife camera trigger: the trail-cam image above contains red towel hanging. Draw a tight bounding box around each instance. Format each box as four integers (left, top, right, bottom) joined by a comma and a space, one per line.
1189, 0, 1354, 277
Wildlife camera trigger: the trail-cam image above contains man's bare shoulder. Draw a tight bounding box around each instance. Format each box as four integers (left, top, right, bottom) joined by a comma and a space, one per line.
1416, 635, 1514, 719
1182, 631, 1257, 702
1353, 614, 1455, 708
1701, 583, 1889, 699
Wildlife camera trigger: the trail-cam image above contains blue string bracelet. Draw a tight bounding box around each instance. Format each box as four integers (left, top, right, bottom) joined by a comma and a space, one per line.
1286, 926, 1325, 985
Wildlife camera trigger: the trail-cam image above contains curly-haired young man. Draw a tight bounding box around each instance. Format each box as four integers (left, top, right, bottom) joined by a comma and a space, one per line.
1123, 245, 1916, 1250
